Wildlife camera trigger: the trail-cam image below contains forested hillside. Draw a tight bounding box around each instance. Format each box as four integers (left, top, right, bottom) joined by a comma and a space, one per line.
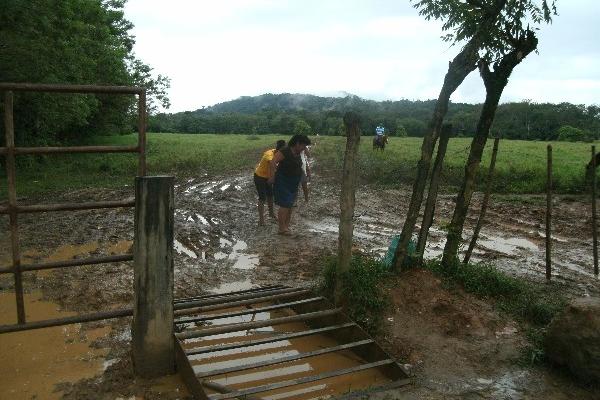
149, 93, 600, 141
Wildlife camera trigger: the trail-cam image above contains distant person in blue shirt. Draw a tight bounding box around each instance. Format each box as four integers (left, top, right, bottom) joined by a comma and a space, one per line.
373, 124, 388, 150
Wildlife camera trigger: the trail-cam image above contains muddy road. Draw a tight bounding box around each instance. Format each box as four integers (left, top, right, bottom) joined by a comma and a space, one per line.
0, 168, 599, 399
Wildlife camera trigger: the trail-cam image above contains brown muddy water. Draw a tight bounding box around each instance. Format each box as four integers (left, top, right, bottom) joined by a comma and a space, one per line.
182, 308, 391, 400
0, 290, 110, 400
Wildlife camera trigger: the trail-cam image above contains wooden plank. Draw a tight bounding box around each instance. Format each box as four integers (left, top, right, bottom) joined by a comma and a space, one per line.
185, 323, 356, 356
201, 381, 261, 400
176, 308, 342, 341
197, 339, 374, 378
206, 359, 395, 400
174, 288, 311, 316
137, 91, 147, 176
175, 297, 324, 325
175, 338, 209, 400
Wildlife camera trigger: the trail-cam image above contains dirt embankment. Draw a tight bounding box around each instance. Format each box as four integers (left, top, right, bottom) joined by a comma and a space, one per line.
1, 168, 599, 399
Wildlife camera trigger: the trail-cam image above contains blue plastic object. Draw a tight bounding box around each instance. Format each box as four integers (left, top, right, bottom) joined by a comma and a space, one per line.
381, 235, 416, 269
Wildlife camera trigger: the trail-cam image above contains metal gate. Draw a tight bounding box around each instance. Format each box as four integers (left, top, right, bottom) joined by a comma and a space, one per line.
0, 82, 146, 333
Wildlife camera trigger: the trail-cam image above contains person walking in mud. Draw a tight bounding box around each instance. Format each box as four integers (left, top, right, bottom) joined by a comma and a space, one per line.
254, 139, 286, 226
269, 134, 311, 235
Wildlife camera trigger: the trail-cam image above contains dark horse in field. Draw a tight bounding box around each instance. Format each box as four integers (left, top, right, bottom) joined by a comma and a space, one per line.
373, 135, 388, 151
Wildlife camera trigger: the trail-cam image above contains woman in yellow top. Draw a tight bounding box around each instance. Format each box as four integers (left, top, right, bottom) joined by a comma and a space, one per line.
254, 140, 286, 226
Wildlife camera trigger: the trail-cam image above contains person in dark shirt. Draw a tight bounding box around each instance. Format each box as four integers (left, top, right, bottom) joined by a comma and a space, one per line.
268, 134, 312, 235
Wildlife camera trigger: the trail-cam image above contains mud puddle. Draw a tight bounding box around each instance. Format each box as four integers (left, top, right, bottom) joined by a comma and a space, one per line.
0, 291, 110, 400
183, 310, 390, 400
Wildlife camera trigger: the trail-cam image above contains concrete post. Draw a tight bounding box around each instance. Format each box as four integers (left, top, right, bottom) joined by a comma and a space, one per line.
133, 176, 175, 377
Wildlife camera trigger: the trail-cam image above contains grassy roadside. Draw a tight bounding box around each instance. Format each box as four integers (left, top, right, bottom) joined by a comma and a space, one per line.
1, 133, 596, 198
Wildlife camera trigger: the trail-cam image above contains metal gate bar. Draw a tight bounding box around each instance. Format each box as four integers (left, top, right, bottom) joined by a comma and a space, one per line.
0, 83, 146, 326
175, 286, 410, 400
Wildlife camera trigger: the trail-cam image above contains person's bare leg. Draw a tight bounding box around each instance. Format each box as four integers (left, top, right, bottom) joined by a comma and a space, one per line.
301, 181, 309, 202
267, 196, 277, 221
278, 207, 288, 233
258, 200, 265, 226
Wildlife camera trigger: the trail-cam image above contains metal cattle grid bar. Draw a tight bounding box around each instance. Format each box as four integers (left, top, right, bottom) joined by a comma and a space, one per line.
0, 83, 146, 327
174, 286, 410, 400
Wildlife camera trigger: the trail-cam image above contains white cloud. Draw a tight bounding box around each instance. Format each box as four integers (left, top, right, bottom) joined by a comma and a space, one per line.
125, 1, 600, 112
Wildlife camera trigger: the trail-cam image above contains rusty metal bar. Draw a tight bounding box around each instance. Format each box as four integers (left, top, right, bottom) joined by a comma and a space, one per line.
207, 359, 395, 400
174, 288, 311, 316
0, 308, 133, 334
0, 198, 134, 214
0, 145, 139, 155
175, 297, 324, 325
3, 91, 25, 324
185, 323, 357, 356
546, 144, 552, 281
0, 83, 143, 94
197, 339, 374, 378
592, 146, 598, 276
176, 308, 342, 341
0, 254, 133, 274
174, 285, 286, 304
138, 90, 147, 176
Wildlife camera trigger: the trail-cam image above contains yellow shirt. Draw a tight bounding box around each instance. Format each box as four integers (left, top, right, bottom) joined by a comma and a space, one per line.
254, 149, 275, 178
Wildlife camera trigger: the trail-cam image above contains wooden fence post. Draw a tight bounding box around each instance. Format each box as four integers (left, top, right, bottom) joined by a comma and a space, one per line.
336, 112, 361, 305
415, 124, 452, 264
133, 176, 175, 377
592, 146, 598, 276
463, 137, 500, 264
546, 145, 552, 282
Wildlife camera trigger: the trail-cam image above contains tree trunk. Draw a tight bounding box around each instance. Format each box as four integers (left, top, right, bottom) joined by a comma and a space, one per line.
442, 31, 538, 267
392, 0, 509, 271
415, 124, 452, 265
463, 137, 500, 264
392, 40, 479, 270
336, 112, 361, 306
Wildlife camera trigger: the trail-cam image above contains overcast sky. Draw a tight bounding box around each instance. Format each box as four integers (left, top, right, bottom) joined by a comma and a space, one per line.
124, 0, 599, 112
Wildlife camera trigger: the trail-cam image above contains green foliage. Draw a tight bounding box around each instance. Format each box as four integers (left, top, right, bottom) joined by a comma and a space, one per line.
556, 125, 594, 142
1, 134, 595, 198
320, 255, 390, 334
293, 119, 312, 136
0, 0, 170, 146
147, 94, 599, 142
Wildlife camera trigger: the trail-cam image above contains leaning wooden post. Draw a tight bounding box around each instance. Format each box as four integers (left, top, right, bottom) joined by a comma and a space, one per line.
415, 124, 452, 265
336, 112, 361, 306
464, 137, 500, 264
546, 145, 552, 282
133, 176, 175, 377
592, 146, 598, 276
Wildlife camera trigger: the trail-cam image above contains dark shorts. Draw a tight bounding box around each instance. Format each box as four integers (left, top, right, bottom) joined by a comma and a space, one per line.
274, 171, 301, 208
254, 174, 273, 201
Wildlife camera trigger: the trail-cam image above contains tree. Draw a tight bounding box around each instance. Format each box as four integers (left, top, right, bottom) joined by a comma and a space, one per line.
293, 119, 312, 135
0, 0, 170, 145
556, 125, 593, 142
442, 28, 543, 267
393, 0, 557, 270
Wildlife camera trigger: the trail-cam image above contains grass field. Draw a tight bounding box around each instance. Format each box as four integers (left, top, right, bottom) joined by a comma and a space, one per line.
0, 133, 596, 198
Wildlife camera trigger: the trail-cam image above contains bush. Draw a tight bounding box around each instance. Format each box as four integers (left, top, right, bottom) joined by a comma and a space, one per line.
556, 125, 594, 142
320, 255, 390, 334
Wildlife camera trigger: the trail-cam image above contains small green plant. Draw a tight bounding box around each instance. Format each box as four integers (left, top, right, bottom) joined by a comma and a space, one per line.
319, 254, 390, 334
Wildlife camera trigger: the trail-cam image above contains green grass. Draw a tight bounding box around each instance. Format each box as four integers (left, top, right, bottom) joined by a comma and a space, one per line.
312, 136, 594, 194
1, 133, 596, 198
423, 260, 567, 365
0, 133, 282, 198
319, 255, 390, 334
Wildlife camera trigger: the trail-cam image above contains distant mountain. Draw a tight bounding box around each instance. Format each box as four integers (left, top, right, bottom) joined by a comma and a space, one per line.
205, 93, 376, 114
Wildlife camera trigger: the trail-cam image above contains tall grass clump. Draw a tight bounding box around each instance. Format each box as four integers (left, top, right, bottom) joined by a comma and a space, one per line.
320, 254, 390, 334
